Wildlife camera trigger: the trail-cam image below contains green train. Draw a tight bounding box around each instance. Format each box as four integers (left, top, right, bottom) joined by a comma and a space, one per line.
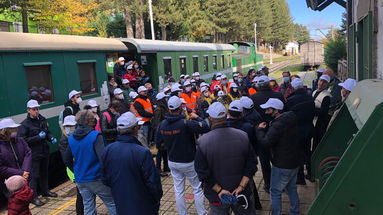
0, 32, 263, 186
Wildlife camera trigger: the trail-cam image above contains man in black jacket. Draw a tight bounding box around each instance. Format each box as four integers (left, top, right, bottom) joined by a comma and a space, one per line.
63, 90, 82, 120
100, 101, 121, 144
195, 102, 257, 214
113, 57, 126, 86
285, 78, 315, 183
156, 96, 209, 215
256, 98, 303, 215
17, 100, 58, 206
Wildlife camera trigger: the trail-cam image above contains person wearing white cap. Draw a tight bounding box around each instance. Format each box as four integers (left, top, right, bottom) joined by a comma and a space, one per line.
195, 102, 257, 214
102, 112, 163, 215
285, 78, 316, 184
113, 56, 126, 85
63, 90, 82, 120
339, 78, 357, 101
179, 74, 186, 85
215, 90, 231, 109
269, 77, 280, 92
227, 82, 241, 101
196, 86, 214, 120
312, 68, 326, 91
112, 88, 130, 114
220, 74, 229, 93
121, 79, 135, 104
133, 86, 154, 146
156, 96, 209, 215
100, 100, 123, 144
323, 69, 342, 115
239, 96, 262, 127
180, 80, 198, 110
0, 118, 32, 206
280, 71, 293, 99
163, 86, 171, 96
18, 100, 58, 206
193, 72, 204, 87
184, 74, 191, 82
256, 98, 302, 215
64, 110, 116, 215
171, 84, 183, 97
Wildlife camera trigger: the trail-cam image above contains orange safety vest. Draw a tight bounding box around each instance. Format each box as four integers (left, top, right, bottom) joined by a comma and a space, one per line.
194, 91, 201, 98
180, 92, 197, 109
130, 103, 138, 116
248, 88, 257, 95
134, 98, 153, 122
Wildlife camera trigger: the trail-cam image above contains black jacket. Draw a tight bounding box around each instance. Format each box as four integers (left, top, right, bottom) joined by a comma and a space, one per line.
195, 125, 257, 203
63, 100, 80, 120
197, 98, 210, 119
17, 115, 53, 160
256, 111, 304, 169
243, 108, 262, 126
250, 85, 285, 121
112, 99, 130, 114
226, 118, 257, 151
156, 113, 210, 163
113, 63, 125, 84
100, 111, 119, 144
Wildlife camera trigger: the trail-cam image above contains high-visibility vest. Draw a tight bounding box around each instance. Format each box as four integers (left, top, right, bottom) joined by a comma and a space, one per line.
248, 88, 257, 95
130, 103, 138, 116
228, 93, 240, 101
180, 92, 197, 109
134, 98, 153, 122
194, 91, 201, 98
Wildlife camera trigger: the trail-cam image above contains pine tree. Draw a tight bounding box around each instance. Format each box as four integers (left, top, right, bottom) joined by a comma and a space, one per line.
293, 23, 310, 44
270, 0, 293, 50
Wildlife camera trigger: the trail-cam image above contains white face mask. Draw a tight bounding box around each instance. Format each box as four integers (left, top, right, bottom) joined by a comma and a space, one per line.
65, 127, 75, 135
134, 65, 139, 68
76, 97, 82, 104
232, 88, 238, 92
195, 77, 200, 80
185, 86, 192, 92
91, 107, 98, 113
203, 92, 209, 97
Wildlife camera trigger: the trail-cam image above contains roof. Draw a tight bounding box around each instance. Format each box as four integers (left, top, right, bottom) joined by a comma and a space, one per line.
306, 0, 346, 11
118, 38, 235, 53
229, 41, 256, 47
0, 32, 128, 51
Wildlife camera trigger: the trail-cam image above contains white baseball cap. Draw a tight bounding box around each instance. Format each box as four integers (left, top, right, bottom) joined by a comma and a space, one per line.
117, 112, 140, 129
317, 68, 325, 73
260, 98, 284, 110
258, 75, 270, 84
180, 98, 186, 104
0, 118, 20, 129
214, 85, 221, 90
229, 100, 243, 112
184, 74, 190, 79
319, 74, 331, 83
221, 74, 227, 79
171, 84, 182, 93
68, 90, 81, 99
216, 72, 222, 77
233, 73, 239, 77
168, 96, 182, 110
338, 78, 357, 92
129, 91, 138, 99
27, 99, 40, 108
137, 86, 148, 93
207, 102, 227, 119
87, 100, 98, 107
180, 74, 185, 79
118, 57, 125, 61
114, 88, 123, 95
156, 92, 166, 101
191, 79, 196, 83
184, 80, 191, 86
240, 96, 254, 109
252, 76, 259, 83
193, 72, 200, 76
217, 91, 225, 97
200, 86, 208, 92
127, 65, 133, 70
63, 115, 76, 126
163, 87, 170, 93
122, 79, 129, 85
291, 78, 303, 89
200, 82, 209, 87
230, 83, 238, 88
216, 77, 222, 81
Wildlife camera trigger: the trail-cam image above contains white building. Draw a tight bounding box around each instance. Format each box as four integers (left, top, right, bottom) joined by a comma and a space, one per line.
285, 41, 299, 55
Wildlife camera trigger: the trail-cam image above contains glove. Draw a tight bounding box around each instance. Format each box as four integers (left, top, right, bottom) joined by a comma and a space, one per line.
220, 194, 238, 205
51, 137, 58, 144
39, 131, 46, 139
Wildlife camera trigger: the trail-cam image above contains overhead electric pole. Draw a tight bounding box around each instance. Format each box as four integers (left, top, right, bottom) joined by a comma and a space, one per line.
254, 23, 257, 49
148, 0, 155, 40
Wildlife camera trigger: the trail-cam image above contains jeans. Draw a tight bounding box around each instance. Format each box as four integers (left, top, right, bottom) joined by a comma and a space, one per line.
168, 161, 207, 215
270, 166, 299, 215
76, 180, 116, 215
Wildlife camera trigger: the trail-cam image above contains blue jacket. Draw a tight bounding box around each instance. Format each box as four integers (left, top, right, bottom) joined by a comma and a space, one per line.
102, 135, 163, 215
156, 113, 210, 163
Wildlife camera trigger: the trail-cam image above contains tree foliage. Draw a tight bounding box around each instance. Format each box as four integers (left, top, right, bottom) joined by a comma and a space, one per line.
293, 23, 310, 44
324, 34, 347, 73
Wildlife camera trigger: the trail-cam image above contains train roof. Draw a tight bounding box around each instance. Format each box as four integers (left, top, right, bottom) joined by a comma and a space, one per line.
229, 41, 256, 47
118, 38, 235, 53
0, 32, 128, 51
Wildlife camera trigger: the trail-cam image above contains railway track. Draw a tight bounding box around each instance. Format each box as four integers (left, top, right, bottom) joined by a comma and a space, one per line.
268, 59, 297, 73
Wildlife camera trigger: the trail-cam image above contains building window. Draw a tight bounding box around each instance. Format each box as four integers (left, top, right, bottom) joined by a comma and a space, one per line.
213, 55, 217, 70
193, 56, 199, 73
228, 55, 231, 67
221, 55, 225, 69
0, 21, 10, 32
78, 62, 97, 95
163, 58, 172, 80
25, 65, 54, 104
203, 56, 209, 72
179, 57, 187, 75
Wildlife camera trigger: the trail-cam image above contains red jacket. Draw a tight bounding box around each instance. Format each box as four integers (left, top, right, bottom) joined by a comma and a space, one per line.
8, 183, 34, 215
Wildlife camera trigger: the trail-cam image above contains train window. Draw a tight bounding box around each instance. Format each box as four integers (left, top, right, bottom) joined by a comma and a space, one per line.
25, 65, 54, 104
163, 58, 172, 80
179, 57, 187, 75
228, 55, 231, 67
203, 55, 209, 72
193, 56, 199, 73
78, 62, 97, 95
221, 55, 225, 69
213, 55, 217, 70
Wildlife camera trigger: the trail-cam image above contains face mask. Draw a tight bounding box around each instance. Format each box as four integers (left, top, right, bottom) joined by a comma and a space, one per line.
91, 107, 98, 113
222, 81, 227, 85
195, 77, 200, 80
177, 91, 181, 97
238, 78, 243, 83
233, 77, 238, 81
65, 127, 75, 135
10, 132, 17, 139
134, 65, 139, 68
203, 92, 209, 97
232, 88, 238, 92
185, 86, 192, 92
180, 79, 185, 84
283, 77, 290, 83
76, 97, 82, 104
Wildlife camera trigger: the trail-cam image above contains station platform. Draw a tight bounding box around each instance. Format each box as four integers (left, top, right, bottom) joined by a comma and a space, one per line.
0, 164, 316, 215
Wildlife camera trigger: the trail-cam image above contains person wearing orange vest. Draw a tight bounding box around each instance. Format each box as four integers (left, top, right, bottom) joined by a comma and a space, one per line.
228, 83, 241, 101
247, 76, 258, 96
180, 80, 198, 111
133, 86, 154, 146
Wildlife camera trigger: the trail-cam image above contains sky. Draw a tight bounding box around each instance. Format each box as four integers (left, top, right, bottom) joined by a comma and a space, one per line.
286, 0, 346, 40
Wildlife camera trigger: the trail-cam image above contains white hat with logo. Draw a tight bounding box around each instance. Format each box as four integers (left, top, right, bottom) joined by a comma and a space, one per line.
184, 80, 191, 86
319, 74, 331, 83
114, 88, 123, 95
171, 84, 182, 93
291, 78, 303, 89
27, 99, 40, 108
240, 96, 254, 109
168, 96, 182, 110
260, 98, 284, 110
156, 92, 166, 101
68, 90, 81, 99
229, 100, 243, 112
230, 83, 238, 88
257, 75, 270, 84
207, 102, 227, 119
317, 68, 325, 73
118, 57, 125, 62
200, 86, 208, 92
117, 112, 140, 129
129, 91, 138, 99
0, 118, 20, 129
137, 86, 148, 93
87, 100, 98, 107
122, 79, 129, 85
63, 115, 77, 126
217, 91, 225, 97
338, 78, 357, 92
193, 72, 200, 76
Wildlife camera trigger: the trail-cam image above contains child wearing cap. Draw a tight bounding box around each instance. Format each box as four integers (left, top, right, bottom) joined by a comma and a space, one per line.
5, 175, 34, 215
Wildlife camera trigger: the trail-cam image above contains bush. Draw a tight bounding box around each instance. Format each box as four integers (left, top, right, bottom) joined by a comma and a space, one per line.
324, 35, 347, 74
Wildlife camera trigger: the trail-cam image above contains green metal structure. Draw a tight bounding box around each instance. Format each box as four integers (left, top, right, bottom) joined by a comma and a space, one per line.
309, 79, 383, 214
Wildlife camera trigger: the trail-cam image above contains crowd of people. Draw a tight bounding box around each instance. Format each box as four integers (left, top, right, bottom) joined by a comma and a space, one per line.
0, 56, 358, 215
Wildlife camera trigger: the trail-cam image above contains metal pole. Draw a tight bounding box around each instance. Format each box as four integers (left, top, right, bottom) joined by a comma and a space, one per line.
269, 45, 273, 65
148, 0, 155, 40
254, 23, 257, 50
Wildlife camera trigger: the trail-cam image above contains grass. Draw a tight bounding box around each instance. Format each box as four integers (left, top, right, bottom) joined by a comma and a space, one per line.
264, 55, 300, 65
